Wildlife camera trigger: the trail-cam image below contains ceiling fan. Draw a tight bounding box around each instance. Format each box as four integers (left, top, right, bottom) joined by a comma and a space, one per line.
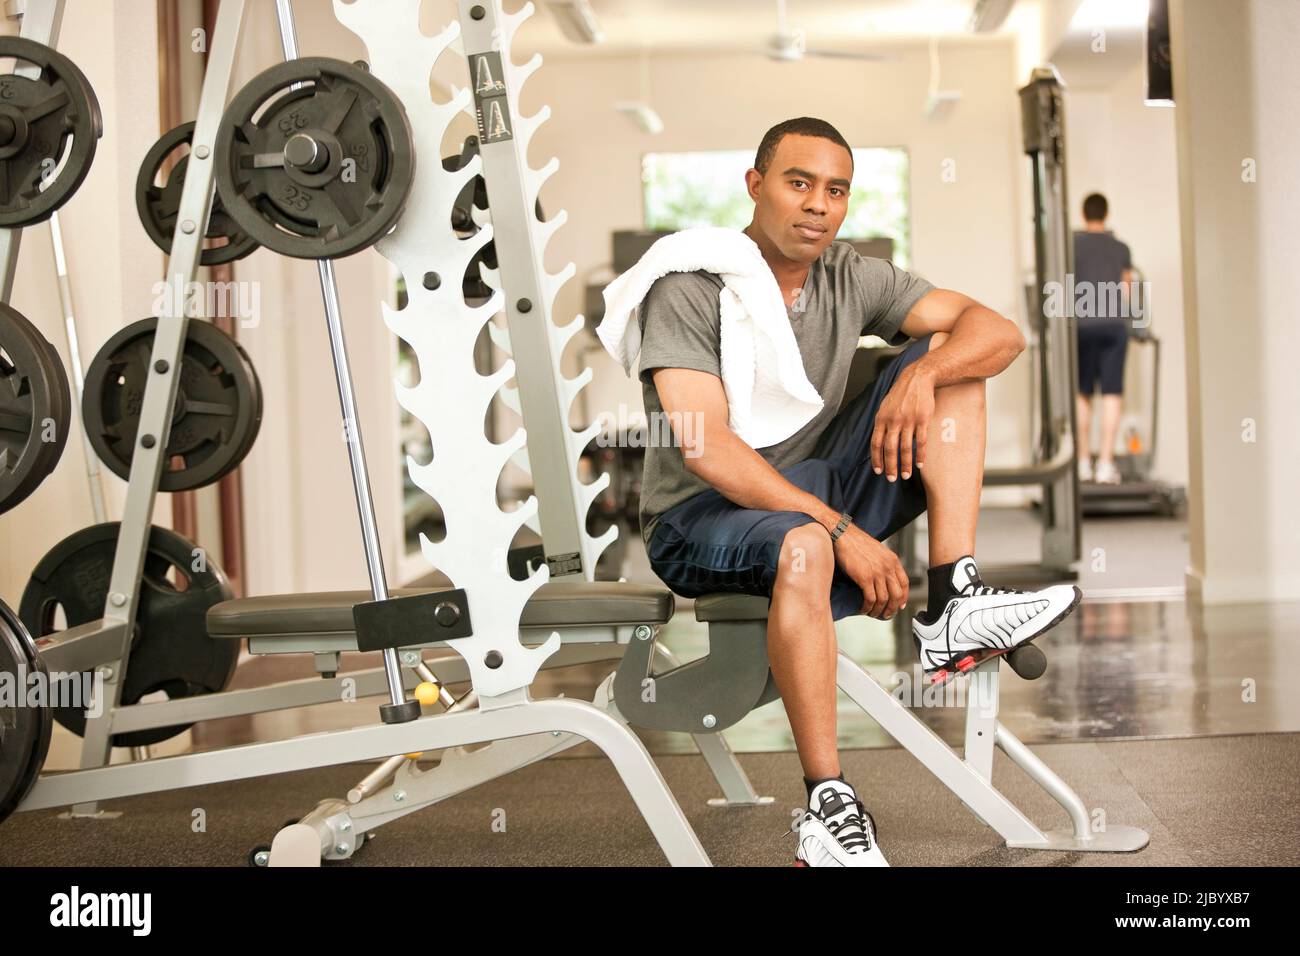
765, 0, 897, 62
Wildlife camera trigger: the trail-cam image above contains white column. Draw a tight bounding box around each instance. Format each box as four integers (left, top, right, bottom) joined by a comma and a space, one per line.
1171, 0, 1300, 603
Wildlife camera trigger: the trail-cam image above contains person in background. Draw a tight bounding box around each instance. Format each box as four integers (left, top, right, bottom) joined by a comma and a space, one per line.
1074, 192, 1136, 485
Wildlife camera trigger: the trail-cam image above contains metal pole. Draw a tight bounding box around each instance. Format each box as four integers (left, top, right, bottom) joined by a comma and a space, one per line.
49, 212, 107, 523
272, 0, 408, 714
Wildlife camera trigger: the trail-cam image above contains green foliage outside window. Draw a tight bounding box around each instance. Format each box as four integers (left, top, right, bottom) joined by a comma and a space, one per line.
642, 147, 911, 267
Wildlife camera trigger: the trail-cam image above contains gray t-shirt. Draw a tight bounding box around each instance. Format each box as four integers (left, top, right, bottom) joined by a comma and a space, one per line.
635, 240, 934, 543
1072, 230, 1132, 321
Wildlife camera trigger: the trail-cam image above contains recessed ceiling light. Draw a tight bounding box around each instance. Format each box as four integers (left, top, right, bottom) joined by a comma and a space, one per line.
1071, 0, 1151, 31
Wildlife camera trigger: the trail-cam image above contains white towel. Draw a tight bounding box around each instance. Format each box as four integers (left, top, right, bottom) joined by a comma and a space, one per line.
596, 227, 823, 449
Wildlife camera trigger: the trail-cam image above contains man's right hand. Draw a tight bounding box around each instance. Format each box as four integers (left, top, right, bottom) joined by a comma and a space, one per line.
832, 525, 909, 619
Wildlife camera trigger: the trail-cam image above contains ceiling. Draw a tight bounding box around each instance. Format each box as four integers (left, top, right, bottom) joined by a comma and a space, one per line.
503, 0, 1007, 56
1048, 0, 1148, 90
433, 0, 1150, 93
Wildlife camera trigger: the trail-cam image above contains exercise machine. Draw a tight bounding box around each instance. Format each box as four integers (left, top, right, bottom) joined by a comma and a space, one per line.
1079, 266, 1185, 516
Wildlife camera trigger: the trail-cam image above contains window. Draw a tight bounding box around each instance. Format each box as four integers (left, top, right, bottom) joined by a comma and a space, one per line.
641, 147, 912, 267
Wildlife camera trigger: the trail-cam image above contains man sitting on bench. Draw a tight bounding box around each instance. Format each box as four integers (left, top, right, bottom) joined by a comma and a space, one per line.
632, 117, 1081, 867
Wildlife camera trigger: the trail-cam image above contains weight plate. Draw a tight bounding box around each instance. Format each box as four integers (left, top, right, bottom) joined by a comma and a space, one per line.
0, 598, 52, 824
214, 57, 415, 259
136, 121, 259, 265
82, 317, 263, 492
19, 522, 238, 748
0, 303, 71, 514
0, 36, 102, 228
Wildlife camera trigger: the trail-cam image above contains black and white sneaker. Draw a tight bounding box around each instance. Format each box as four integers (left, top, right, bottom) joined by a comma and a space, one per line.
912, 555, 1081, 683
794, 780, 888, 867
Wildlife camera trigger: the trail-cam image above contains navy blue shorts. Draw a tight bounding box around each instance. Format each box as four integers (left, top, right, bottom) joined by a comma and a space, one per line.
646, 335, 933, 621
1077, 319, 1128, 395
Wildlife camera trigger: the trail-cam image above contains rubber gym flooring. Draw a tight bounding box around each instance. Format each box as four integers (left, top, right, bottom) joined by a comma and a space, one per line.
2, 735, 1297, 866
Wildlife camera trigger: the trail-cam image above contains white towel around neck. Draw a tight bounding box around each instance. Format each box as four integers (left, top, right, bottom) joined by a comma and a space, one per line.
596, 227, 823, 449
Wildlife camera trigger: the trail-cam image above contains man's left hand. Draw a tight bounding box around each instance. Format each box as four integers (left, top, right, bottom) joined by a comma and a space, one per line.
871, 364, 935, 481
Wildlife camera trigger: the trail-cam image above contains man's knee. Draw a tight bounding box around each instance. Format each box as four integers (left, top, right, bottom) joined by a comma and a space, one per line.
776, 522, 834, 588
934, 365, 985, 411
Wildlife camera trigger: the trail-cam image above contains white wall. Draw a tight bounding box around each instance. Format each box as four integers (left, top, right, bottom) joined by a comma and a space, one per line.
1170, 0, 1300, 603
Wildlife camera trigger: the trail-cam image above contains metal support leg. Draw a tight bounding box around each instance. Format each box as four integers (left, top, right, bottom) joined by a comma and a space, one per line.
644, 644, 773, 807
996, 722, 1148, 851
836, 653, 1062, 847
836, 652, 1148, 852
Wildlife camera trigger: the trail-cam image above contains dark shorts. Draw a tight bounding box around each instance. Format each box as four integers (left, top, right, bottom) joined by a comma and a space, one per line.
646, 335, 933, 621
1077, 319, 1128, 395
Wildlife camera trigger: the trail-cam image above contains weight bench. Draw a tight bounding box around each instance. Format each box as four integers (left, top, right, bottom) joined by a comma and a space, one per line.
205, 581, 778, 863
214, 579, 1147, 861
207, 580, 672, 659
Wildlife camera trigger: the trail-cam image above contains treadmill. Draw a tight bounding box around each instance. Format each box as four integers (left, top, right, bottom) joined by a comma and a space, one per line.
1078, 267, 1186, 517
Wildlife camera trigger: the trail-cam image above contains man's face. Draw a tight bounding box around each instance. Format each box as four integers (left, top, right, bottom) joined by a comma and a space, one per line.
747, 134, 852, 263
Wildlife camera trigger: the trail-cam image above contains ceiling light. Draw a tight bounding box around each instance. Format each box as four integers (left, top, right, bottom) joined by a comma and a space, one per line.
546, 0, 605, 45
1070, 0, 1151, 31
615, 101, 663, 135
924, 90, 962, 120
969, 0, 1015, 33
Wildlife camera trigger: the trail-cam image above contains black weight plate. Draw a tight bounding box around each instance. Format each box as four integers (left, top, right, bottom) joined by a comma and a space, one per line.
19, 522, 238, 748
214, 57, 415, 260
0, 303, 71, 514
229, 333, 264, 472
29, 309, 71, 498
0, 36, 102, 228
82, 317, 262, 492
0, 598, 52, 824
0, 309, 69, 511
0, 599, 51, 821
135, 121, 259, 266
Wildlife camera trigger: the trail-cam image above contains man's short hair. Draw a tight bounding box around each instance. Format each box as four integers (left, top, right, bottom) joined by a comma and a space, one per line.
754, 117, 853, 175
1082, 192, 1109, 222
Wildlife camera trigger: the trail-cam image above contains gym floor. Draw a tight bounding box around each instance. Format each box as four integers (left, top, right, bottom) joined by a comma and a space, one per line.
6, 508, 1298, 867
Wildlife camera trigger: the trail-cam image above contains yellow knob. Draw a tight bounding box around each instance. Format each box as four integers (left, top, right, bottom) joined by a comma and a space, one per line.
414, 681, 440, 707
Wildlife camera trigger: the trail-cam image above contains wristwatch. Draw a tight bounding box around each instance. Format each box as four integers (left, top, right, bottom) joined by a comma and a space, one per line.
830, 512, 853, 542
